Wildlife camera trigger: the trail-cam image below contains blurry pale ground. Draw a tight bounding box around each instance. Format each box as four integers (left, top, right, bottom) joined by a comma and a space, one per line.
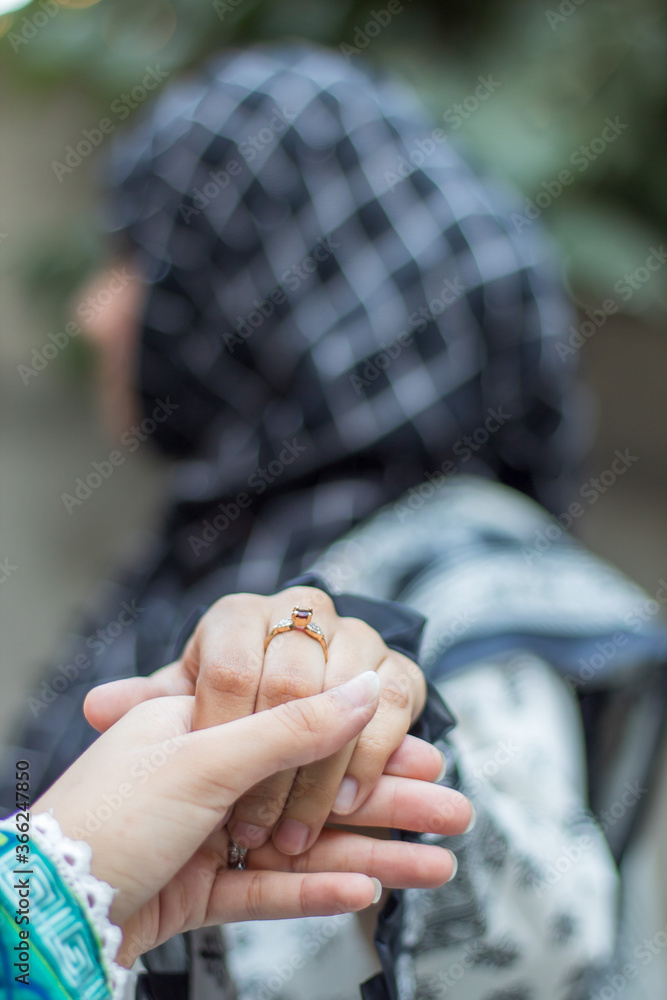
1, 76, 667, 996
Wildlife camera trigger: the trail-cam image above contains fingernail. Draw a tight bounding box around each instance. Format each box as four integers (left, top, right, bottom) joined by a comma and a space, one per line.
335, 671, 381, 708
275, 819, 310, 854
446, 850, 458, 882
436, 751, 447, 783
229, 822, 269, 849
464, 803, 476, 834
371, 877, 382, 904
333, 776, 359, 814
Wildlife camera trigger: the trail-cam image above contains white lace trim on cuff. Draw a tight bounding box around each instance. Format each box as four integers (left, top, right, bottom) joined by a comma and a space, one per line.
31, 810, 133, 1000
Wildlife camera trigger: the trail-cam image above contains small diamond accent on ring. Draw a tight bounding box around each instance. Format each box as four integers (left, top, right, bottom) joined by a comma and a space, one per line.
265, 609, 328, 661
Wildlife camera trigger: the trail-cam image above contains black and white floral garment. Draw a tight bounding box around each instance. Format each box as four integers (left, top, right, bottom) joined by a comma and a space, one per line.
222, 475, 667, 1000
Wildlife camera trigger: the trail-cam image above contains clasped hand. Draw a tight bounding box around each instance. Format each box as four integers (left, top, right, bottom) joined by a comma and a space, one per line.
37, 587, 472, 967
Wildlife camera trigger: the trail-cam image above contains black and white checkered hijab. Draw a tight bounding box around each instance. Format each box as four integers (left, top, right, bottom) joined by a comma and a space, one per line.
105, 41, 580, 600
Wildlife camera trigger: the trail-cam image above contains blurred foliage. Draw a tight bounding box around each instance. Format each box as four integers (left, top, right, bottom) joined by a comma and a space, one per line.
2, 0, 666, 318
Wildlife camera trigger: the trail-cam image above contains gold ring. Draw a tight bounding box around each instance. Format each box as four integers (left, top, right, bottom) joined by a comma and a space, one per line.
264, 607, 328, 662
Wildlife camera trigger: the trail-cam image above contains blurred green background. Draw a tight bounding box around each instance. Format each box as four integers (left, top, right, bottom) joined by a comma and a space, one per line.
1, 0, 666, 319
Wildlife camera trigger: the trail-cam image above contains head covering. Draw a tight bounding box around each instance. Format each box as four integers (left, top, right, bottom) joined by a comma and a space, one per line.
104, 42, 580, 601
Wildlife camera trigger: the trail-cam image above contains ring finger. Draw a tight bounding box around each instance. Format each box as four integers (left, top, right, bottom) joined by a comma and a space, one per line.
227, 587, 338, 849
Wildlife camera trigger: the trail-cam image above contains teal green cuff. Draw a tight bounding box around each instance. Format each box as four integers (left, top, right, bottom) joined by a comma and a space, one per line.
0, 819, 113, 999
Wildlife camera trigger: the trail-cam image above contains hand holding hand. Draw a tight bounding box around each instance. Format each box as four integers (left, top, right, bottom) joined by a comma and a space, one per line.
85, 586, 432, 856
37, 674, 470, 968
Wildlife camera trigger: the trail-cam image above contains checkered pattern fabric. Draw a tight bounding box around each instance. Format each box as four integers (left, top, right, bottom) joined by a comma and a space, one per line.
104, 42, 582, 593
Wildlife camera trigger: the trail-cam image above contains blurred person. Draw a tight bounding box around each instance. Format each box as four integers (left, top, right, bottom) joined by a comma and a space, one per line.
3, 43, 667, 1000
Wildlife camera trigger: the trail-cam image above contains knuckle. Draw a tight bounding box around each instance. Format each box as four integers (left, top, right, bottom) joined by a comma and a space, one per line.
255, 799, 283, 827
210, 591, 259, 616
379, 679, 411, 712
284, 769, 319, 811
244, 872, 266, 918
280, 697, 321, 740
398, 653, 423, 681
355, 731, 389, 768
232, 777, 289, 828
200, 592, 261, 633
288, 783, 329, 816
380, 655, 426, 717
201, 652, 259, 700
233, 781, 273, 813
261, 669, 317, 707
298, 876, 310, 915
367, 836, 382, 871
253, 788, 288, 827
340, 616, 383, 648
287, 852, 310, 874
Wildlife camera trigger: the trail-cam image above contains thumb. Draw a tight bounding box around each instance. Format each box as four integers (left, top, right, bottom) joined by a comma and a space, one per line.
84, 663, 191, 732
171, 672, 382, 810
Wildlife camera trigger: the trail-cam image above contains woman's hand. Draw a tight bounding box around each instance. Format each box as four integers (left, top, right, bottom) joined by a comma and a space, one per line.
85, 586, 430, 856
36, 675, 469, 968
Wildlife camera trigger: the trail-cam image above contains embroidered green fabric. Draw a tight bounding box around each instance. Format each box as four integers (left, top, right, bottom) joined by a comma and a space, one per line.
0, 819, 113, 999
